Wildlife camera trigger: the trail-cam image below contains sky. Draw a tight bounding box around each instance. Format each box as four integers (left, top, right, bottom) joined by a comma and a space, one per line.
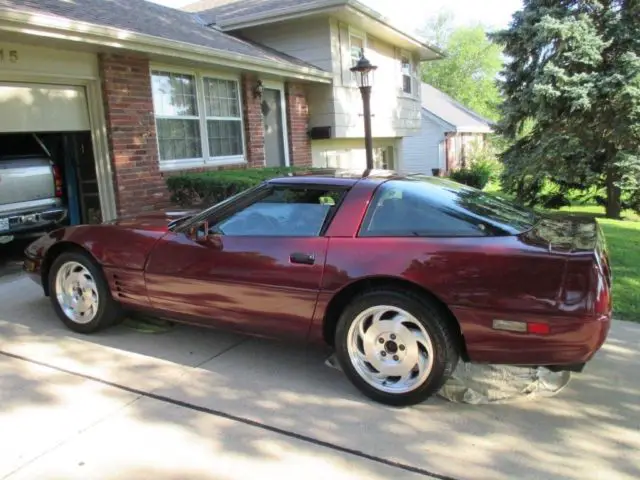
149, 0, 523, 32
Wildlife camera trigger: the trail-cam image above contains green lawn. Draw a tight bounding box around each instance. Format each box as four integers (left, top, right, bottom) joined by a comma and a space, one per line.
558, 205, 640, 322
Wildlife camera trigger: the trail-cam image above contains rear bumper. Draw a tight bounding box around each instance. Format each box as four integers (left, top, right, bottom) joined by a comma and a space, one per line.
454, 307, 612, 369
1, 207, 67, 238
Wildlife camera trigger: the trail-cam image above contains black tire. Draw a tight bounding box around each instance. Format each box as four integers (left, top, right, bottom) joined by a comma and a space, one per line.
334, 288, 459, 407
48, 250, 123, 334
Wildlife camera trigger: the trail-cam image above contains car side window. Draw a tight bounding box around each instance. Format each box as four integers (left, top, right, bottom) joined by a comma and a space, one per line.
210, 186, 344, 237
360, 182, 490, 237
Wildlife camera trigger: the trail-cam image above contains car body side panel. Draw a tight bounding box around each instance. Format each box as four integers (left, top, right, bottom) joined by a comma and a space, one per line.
451, 307, 610, 365
309, 236, 604, 366
144, 232, 329, 339
26, 225, 166, 309
56, 225, 165, 270
102, 267, 151, 308
320, 236, 568, 313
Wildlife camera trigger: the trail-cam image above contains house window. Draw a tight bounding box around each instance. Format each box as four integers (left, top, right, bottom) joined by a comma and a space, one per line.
349, 30, 367, 86
152, 71, 202, 162
151, 69, 245, 169
203, 78, 243, 157
401, 54, 413, 95
350, 34, 365, 67
374, 146, 396, 170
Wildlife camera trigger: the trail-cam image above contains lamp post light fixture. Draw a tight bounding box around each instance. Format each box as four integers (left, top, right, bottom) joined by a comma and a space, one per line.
350, 51, 378, 171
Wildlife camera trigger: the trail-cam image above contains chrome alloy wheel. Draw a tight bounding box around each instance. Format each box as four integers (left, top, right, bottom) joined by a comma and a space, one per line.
346, 305, 435, 394
55, 261, 99, 324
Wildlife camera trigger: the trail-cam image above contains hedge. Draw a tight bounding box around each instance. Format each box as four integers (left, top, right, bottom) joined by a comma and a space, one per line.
166, 167, 325, 207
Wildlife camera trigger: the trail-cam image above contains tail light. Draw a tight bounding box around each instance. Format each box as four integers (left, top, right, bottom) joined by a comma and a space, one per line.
594, 266, 612, 315
52, 164, 63, 198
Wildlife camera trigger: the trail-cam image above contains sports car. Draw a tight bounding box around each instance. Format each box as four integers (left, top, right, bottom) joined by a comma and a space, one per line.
23, 171, 613, 406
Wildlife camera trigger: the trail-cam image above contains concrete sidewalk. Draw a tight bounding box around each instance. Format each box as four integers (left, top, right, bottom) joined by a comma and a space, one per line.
1, 274, 639, 480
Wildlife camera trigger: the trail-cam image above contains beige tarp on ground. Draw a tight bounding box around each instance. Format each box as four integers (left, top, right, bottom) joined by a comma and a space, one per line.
324, 355, 572, 405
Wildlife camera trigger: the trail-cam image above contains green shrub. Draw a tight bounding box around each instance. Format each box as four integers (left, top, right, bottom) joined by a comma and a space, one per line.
629, 190, 640, 215
449, 138, 504, 189
167, 167, 321, 207
449, 160, 496, 189
540, 192, 571, 209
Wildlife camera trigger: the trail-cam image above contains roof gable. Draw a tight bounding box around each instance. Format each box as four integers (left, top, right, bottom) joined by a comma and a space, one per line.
420, 83, 494, 133
183, 0, 443, 61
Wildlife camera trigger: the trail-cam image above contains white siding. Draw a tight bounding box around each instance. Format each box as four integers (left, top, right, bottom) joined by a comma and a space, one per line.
312, 138, 399, 170
241, 17, 423, 141
401, 114, 447, 175
239, 19, 333, 71
306, 20, 422, 140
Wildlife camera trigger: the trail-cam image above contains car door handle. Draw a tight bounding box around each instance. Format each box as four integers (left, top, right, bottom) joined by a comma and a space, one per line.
290, 252, 315, 265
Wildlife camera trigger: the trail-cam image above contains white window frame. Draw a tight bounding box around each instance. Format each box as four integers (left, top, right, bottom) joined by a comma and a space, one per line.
201, 75, 245, 164
400, 50, 415, 97
150, 64, 246, 172
348, 27, 367, 87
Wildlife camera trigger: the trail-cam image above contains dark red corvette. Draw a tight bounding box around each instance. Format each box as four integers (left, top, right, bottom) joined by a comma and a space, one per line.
23, 171, 612, 406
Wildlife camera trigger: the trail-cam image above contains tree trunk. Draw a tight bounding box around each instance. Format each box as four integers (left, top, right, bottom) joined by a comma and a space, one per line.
605, 165, 622, 219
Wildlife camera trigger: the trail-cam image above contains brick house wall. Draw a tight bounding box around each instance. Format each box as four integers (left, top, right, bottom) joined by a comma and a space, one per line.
99, 55, 313, 216
285, 82, 312, 167
241, 73, 266, 168
99, 53, 170, 216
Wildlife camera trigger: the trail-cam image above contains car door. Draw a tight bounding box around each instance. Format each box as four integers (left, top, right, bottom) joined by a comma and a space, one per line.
144, 183, 346, 340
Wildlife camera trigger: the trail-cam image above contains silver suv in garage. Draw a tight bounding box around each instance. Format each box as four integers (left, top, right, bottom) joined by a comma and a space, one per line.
0, 133, 68, 244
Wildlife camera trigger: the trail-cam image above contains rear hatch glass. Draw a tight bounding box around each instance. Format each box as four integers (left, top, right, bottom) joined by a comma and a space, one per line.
362, 176, 538, 237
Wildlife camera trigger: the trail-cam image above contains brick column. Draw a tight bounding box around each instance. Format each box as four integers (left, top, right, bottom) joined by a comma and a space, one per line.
285, 82, 312, 167
99, 53, 168, 216
241, 74, 265, 168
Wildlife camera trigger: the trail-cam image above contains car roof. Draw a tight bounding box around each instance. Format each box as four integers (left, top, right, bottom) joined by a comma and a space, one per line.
266, 169, 407, 187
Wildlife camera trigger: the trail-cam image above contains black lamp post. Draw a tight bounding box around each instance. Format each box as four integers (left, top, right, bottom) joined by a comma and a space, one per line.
351, 51, 378, 170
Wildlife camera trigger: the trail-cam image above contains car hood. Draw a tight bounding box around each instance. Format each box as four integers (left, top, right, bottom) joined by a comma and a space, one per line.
110, 208, 199, 231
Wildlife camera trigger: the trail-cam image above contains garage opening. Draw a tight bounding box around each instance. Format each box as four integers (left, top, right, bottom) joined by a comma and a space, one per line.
0, 132, 100, 229
0, 82, 101, 242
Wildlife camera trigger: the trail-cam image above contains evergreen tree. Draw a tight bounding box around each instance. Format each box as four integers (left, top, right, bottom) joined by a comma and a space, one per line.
491, 0, 640, 218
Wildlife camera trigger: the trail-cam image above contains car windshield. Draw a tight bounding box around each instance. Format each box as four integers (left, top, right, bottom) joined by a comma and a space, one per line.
366, 176, 538, 236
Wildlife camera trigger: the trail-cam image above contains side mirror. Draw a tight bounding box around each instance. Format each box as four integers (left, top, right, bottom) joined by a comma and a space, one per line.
186, 220, 209, 242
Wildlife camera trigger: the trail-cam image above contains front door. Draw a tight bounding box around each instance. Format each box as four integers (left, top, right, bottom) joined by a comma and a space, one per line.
262, 88, 286, 167
144, 184, 346, 340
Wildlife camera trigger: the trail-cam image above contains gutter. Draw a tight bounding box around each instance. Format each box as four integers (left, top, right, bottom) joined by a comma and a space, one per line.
0, 8, 333, 83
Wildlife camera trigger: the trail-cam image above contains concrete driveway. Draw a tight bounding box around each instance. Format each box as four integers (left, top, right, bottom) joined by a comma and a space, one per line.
1, 273, 639, 480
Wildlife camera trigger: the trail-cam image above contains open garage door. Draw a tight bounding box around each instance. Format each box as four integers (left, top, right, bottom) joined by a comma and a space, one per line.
0, 83, 90, 133
0, 82, 100, 237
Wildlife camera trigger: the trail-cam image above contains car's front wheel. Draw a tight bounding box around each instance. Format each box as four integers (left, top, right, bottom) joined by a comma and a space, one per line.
335, 289, 459, 407
49, 251, 122, 334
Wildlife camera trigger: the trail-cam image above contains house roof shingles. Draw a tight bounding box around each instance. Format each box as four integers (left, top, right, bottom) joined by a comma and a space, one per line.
421, 83, 494, 133
0, 0, 326, 72
183, 0, 330, 25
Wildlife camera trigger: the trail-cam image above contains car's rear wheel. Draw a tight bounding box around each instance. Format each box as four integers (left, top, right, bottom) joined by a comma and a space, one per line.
334, 289, 459, 407
49, 251, 122, 334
